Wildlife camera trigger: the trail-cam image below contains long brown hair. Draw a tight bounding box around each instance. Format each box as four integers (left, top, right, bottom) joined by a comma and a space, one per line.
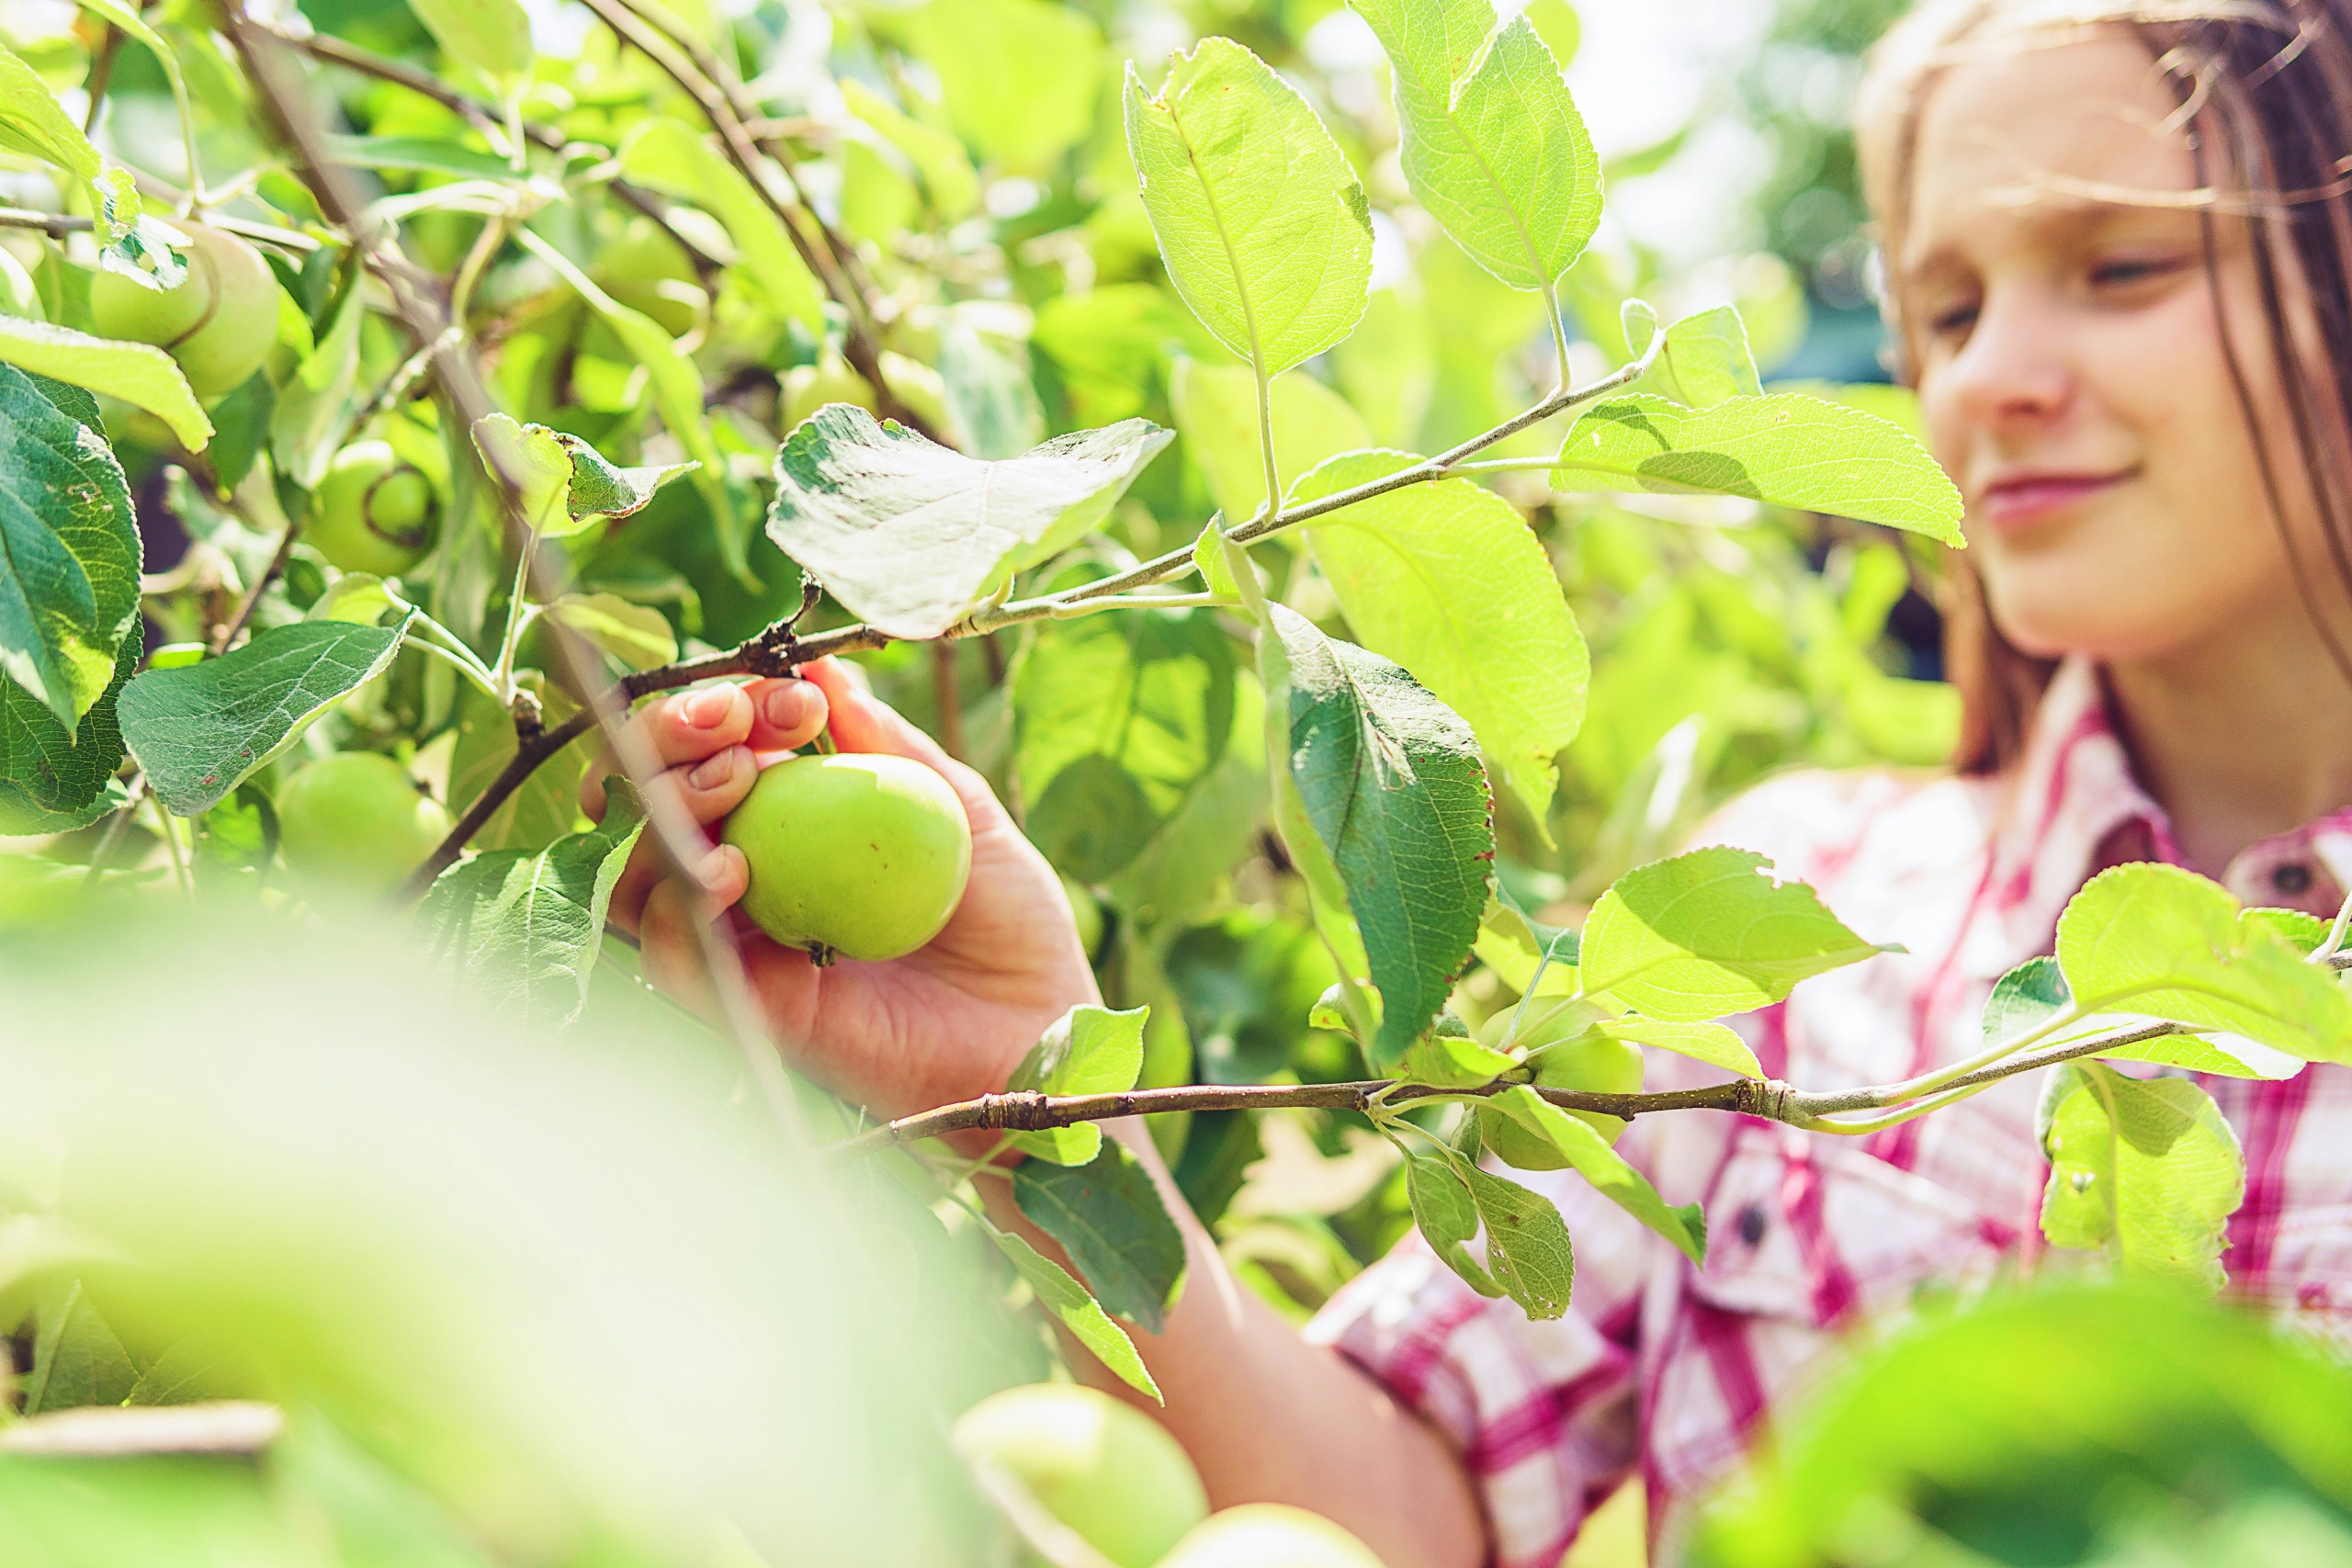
1856, 0, 2352, 773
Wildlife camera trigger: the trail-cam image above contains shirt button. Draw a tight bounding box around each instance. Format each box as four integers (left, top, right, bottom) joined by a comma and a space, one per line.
1737, 1204, 1768, 1247
2276, 862, 2314, 896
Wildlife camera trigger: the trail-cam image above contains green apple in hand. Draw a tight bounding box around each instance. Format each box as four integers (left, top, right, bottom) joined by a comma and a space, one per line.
1154, 1504, 1387, 1568
276, 753, 453, 892
720, 752, 972, 962
308, 442, 443, 578
952, 1383, 1208, 1568
89, 221, 278, 401
1476, 1003, 1645, 1167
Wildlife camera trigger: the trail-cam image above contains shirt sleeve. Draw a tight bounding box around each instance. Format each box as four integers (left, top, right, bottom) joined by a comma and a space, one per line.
1304, 1127, 1679, 1568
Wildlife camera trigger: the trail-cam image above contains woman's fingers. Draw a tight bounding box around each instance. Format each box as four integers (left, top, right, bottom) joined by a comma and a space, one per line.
604, 749, 758, 932
582, 682, 756, 819
741, 676, 829, 754
800, 658, 956, 772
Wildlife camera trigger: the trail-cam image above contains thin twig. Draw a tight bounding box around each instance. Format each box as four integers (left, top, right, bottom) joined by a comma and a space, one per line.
209, 523, 299, 655
83, 24, 128, 134
829, 1017, 2205, 1158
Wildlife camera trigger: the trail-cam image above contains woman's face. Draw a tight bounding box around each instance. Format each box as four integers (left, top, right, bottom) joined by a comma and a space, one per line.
1905, 33, 2315, 662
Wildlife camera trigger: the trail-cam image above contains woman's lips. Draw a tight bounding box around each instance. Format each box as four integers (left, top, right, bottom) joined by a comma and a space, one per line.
1974, 471, 2130, 533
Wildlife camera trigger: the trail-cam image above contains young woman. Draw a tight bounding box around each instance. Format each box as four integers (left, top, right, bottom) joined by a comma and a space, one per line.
590, 1, 2352, 1561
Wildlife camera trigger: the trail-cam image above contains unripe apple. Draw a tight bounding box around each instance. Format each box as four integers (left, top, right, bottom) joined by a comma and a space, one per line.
1476, 1006, 1645, 1165
1154, 1504, 1386, 1568
720, 752, 971, 962
951, 1383, 1207, 1568
89, 221, 278, 401
276, 752, 453, 893
308, 442, 443, 578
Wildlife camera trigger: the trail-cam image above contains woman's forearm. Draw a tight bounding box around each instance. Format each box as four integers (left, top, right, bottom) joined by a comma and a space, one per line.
980, 1118, 1487, 1568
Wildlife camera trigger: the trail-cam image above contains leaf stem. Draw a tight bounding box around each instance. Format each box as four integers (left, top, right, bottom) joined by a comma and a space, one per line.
146, 790, 191, 895
1252, 364, 1283, 530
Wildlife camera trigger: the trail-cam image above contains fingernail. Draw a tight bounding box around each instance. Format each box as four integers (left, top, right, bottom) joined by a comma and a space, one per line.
763, 682, 813, 730
688, 750, 739, 790
685, 687, 734, 728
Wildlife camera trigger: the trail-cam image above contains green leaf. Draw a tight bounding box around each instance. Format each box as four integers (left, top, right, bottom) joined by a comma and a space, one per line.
416, 784, 647, 1027
270, 268, 362, 489
206, 374, 273, 492
1292, 448, 1588, 836
0, 365, 142, 731
1474, 897, 1579, 996
2054, 862, 2352, 1064
0, 43, 139, 248
989, 1229, 1160, 1402
1125, 38, 1374, 378
447, 672, 596, 852
1349, 0, 1600, 289
1405, 1151, 1501, 1297
1580, 1016, 1762, 1080
938, 322, 1046, 461
1578, 847, 1892, 1021
1399, 1028, 1516, 1089
470, 415, 693, 540
763, 404, 1170, 639
1645, 305, 1761, 407
405, 0, 531, 84
543, 593, 677, 671
891, 0, 1102, 174
1267, 604, 1493, 1067
2037, 1062, 2244, 1286
1457, 1157, 1575, 1318
0, 636, 133, 834
1012, 1142, 1188, 1332
324, 133, 518, 180
840, 79, 979, 220
468, 412, 571, 533
1170, 359, 1373, 527
0, 314, 210, 451
1552, 393, 1965, 543
1005, 1003, 1149, 1165
1486, 1084, 1707, 1265
25, 1280, 140, 1414
119, 617, 411, 817
1988, 953, 2300, 1079
1014, 607, 1234, 883
514, 230, 741, 577
616, 119, 826, 331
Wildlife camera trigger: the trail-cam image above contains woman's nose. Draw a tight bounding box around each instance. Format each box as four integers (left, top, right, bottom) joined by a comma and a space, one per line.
1941, 288, 2076, 429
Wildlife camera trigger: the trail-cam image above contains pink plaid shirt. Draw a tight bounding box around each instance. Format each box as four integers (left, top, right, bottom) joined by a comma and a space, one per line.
1306, 655, 2352, 1565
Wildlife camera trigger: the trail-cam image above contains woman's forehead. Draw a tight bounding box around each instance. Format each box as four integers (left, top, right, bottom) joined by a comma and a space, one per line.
1904, 31, 2199, 267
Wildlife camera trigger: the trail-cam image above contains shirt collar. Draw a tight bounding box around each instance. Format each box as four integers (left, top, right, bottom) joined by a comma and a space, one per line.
1961, 654, 2352, 978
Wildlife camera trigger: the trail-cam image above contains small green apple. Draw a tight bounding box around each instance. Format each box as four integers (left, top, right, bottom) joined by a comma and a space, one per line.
720, 752, 972, 962
951, 1383, 1207, 1568
1154, 1504, 1387, 1568
276, 752, 453, 892
1476, 1004, 1645, 1166
308, 442, 443, 578
89, 221, 278, 401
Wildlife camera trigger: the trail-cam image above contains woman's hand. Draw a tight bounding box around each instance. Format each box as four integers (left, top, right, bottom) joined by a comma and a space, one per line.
585, 658, 1099, 1121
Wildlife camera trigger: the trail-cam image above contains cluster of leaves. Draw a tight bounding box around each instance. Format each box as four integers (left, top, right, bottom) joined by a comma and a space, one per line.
3, 0, 2351, 1549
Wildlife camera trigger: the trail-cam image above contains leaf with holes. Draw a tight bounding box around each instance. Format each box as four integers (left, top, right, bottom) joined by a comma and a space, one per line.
0, 366, 141, 732
1350, 0, 1599, 290
1552, 393, 1964, 542
1125, 38, 1373, 377
0, 43, 140, 248
764, 404, 1170, 639
1265, 605, 1493, 1067
416, 785, 647, 1027
1458, 1158, 1574, 1318
2037, 1062, 2244, 1286
119, 617, 412, 817
0, 636, 132, 835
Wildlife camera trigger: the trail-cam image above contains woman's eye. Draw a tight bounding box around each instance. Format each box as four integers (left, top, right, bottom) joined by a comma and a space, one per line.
2090, 255, 2191, 288
1925, 299, 1978, 337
